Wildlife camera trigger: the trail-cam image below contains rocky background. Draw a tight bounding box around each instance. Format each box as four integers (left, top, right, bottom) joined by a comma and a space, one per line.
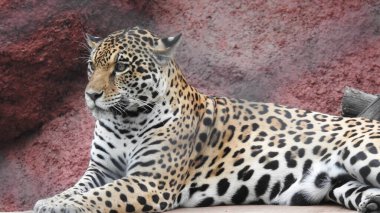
1, 0, 380, 211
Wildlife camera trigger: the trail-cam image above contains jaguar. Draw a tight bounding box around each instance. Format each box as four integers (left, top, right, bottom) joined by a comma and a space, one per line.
34, 27, 380, 213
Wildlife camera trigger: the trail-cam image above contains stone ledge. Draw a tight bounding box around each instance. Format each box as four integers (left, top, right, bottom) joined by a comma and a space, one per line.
4, 204, 354, 213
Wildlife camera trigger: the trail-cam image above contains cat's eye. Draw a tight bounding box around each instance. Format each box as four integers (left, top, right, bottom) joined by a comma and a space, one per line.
115, 62, 128, 72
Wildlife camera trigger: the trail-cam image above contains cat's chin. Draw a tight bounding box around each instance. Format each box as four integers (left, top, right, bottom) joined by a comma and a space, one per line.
88, 106, 113, 120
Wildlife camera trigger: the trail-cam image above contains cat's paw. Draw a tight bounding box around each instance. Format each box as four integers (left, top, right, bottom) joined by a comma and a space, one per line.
359, 195, 380, 213
33, 198, 85, 213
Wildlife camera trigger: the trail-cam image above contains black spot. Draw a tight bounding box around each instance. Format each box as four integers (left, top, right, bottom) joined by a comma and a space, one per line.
105, 201, 112, 208
291, 192, 310, 205
285, 151, 297, 168
270, 182, 281, 200
259, 156, 266, 163
151, 91, 159, 98
264, 160, 279, 170
252, 123, 259, 131
106, 191, 112, 197
357, 185, 372, 193
355, 193, 363, 206
195, 142, 202, 152
242, 170, 254, 181
328, 190, 336, 202
304, 137, 313, 144
189, 184, 209, 197
348, 201, 356, 210
152, 194, 159, 203
249, 199, 266, 205
342, 148, 350, 160
302, 159, 313, 175
231, 185, 249, 204
298, 148, 305, 158
331, 174, 354, 188
321, 153, 331, 162
259, 131, 268, 137
251, 149, 263, 157
359, 166, 371, 180
215, 168, 225, 176
258, 105, 269, 114
350, 156, 358, 165
255, 174, 270, 197
223, 147, 231, 157
356, 151, 367, 160
137, 66, 147, 73
127, 185, 134, 193
366, 143, 378, 154
369, 159, 380, 167
160, 202, 168, 210
138, 95, 148, 102
197, 197, 214, 207
163, 192, 170, 200
353, 140, 363, 148
137, 30, 147, 34
268, 152, 278, 158
120, 194, 127, 202
203, 118, 213, 126
266, 116, 286, 131
282, 174, 296, 193
237, 165, 250, 180
142, 75, 151, 80
314, 172, 329, 188
227, 125, 236, 141
138, 183, 148, 192
142, 205, 153, 212
234, 159, 245, 166
344, 188, 356, 197
177, 193, 182, 203
137, 196, 146, 205
199, 132, 208, 142
217, 178, 230, 196
377, 173, 380, 184
312, 145, 321, 155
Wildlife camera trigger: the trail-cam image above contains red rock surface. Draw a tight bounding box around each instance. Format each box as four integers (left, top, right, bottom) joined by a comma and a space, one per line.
1, 0, 380, 211
0, 90, 93, 210
0, 0, 150, 145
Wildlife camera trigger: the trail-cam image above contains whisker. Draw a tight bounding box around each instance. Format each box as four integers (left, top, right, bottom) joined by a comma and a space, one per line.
113, 105, 123, 114
127, 97, 157, 114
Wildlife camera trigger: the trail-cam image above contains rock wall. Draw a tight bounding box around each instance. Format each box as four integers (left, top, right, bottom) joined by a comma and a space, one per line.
1, 0, 380, 211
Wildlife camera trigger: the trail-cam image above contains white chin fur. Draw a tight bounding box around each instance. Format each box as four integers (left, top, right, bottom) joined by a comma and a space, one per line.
89, 107, 112, 120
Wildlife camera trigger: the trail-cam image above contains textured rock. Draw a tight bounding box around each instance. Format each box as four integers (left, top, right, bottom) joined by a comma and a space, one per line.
1, 0, 380, 211
0, 0, 152, 145
0, 90, 93, 211
0, 9, 86, 145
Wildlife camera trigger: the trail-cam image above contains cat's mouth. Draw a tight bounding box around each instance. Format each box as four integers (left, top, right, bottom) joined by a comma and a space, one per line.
88, 102, 137, 119
87, 99, 155, 119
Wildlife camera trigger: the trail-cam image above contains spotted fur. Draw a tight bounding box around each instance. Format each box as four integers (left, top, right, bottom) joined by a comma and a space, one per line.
34, 27, 380, 213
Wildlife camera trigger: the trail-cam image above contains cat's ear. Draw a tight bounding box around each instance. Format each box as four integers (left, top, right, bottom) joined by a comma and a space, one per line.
153, 33, 182, 65
85, 34, 102, 49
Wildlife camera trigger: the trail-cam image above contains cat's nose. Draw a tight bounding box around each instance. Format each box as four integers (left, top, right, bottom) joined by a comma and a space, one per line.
86, 91, 103, 101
